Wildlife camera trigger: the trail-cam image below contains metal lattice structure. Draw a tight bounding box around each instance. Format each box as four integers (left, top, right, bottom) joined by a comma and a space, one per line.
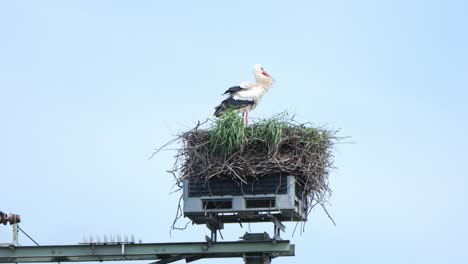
0, 232, 294, 264
2, 177, 301, 264
0, 211, 294, 263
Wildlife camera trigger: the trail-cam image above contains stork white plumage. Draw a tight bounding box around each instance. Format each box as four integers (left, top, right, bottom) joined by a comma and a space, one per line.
214, 64, 274, 125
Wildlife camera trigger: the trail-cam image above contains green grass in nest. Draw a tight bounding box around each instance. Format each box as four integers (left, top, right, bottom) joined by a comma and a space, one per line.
249, 113, 288, 156
210, 109, 247, 158
209, 109, 325, 158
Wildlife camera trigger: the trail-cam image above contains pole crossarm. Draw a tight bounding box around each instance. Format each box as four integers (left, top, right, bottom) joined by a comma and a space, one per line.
0, 240, 294, 263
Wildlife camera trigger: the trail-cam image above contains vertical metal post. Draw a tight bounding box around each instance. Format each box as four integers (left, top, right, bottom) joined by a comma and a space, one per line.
12, 223, 19, 246
243, 253, 271, 264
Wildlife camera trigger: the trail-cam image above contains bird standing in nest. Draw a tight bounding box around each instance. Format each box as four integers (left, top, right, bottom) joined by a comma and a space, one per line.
214, 64, 274, 125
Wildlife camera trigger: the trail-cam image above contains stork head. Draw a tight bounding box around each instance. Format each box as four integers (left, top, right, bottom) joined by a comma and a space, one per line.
254, 64, 273, 84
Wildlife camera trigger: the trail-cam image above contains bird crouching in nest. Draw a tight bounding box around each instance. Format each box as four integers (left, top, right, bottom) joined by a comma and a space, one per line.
214, 64, 274, 125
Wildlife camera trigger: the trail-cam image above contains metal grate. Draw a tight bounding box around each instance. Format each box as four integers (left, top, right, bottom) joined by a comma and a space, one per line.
188, 175, 288, 197
245, 198, 276, 208
202, 199, 233, 209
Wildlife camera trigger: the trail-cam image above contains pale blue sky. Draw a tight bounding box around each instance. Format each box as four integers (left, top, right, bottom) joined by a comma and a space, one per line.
1, 1, 467, 263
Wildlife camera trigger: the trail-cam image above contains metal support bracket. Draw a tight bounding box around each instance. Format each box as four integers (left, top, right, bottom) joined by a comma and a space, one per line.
12, 224, 19, 246
264, 214, 285, 240
205, 214, 224, 242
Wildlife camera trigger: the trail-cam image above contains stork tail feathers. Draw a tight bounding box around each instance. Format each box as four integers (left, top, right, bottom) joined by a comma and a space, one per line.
214, 97, 254, 117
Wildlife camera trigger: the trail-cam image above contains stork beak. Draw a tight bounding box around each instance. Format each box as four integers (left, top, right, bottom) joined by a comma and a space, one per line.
262, 71, 270, 77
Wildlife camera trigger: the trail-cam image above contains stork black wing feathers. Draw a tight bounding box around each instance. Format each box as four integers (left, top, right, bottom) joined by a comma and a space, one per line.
214, 97, 254, 117
222, 86, 244, 95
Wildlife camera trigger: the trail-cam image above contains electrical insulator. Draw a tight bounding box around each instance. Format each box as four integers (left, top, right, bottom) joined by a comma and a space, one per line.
0, 212, 21, 225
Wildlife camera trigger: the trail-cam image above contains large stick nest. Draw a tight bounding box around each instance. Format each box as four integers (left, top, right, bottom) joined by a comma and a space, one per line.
166, 111, 339, 216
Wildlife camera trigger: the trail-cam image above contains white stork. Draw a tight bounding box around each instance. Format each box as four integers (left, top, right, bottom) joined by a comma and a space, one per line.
214, 64, 274, 125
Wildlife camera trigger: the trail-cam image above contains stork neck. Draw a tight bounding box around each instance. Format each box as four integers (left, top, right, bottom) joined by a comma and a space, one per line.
256, 78, 273, 91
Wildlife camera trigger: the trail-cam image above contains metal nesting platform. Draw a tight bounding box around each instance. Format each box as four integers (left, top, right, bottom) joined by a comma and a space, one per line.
183, 175, 307, 225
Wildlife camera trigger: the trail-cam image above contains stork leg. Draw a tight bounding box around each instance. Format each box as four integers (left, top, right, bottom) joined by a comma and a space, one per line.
245, 112, 249, 126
